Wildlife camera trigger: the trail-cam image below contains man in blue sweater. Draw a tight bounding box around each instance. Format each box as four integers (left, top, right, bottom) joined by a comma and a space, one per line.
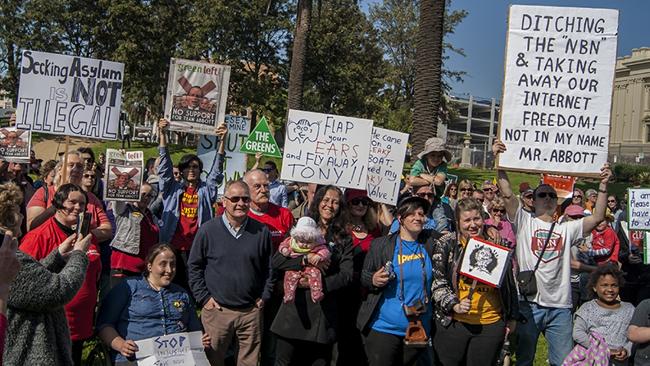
188, 179, 273, 366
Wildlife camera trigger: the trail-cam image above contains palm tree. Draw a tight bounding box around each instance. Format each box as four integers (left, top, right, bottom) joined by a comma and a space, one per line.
412, 0, 445, 158
287, 0, 313, 112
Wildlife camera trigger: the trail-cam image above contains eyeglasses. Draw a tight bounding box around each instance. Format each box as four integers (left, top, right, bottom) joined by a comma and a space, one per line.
492, 208, 506, 213
607, 200, 617, 203
483, 188, 493, 193
536, 192, 558, 199
416, 193, 435, 198
173, 171, 181, 176
350, 198, 370, 206
262, 168, 274, 173
83, 174, 96, 179
523, 194, 533, 199
573, 195, 582, 199
460, 188, 473, 192
224, 196, 251, 203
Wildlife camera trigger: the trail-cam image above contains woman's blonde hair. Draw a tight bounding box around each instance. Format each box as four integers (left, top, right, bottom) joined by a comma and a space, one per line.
0, 182, 23, 229
488, 197, 506, 211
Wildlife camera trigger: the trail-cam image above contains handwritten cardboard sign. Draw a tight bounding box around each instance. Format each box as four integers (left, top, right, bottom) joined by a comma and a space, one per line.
104, 149, 143, 201
164, 58, 230, 135
459, 237, 511, 287
0, 127, 31, 161
628, 189, 650, 231
281, 109, 373, 189
498, 5, 618, 175
134, 331, 209, 366
15, 50, 124, 140
198, 115, 250, 195
367, 127, 409, 205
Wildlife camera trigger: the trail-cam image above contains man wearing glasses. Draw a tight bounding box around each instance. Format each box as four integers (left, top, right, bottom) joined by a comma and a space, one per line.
156, 118, 227, 290
188, 180, 273, 366
262, 161, 289, 208
493, 140, 612, 366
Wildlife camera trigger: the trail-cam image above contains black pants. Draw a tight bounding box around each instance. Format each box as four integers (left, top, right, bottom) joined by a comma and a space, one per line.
72, 339, 86, 366
364, 329, 424, 366
121, 135, 131, 148
433, 319, 505, 366
274, 336, 333, 366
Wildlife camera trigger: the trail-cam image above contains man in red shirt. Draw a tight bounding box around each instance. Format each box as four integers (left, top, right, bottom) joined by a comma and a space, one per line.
26, 151, 112, 242
243, 169, 293, 250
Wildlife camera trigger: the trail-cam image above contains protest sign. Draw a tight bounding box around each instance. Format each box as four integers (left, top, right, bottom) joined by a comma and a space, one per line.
621, 222, 650, 264
281, 109, 373, 189
459, 237, 512, 288
0, 127, 31, 161
135, 331, 209, 366
628, 188, 650, 231
498, 6, 618, 175
198, 115, 250, 195
15, 50, 124, 140
104, 149, 143, 201
367, 127, 408, 205
240, 116, 282, 158
542, 174, 577, 199
164, 58, 230, 135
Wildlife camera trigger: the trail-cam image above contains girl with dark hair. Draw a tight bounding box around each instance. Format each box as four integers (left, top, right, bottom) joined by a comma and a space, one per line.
431, 198, 519, 366
271, 185, 354, 365
97, 243, 209, 365
443, 182, 459, 209
572, 265, 633, 364
19, 183, 101, 366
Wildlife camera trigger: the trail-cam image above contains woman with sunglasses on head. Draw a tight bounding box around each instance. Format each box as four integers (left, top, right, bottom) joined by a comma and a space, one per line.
108, 182, 160, 288
157, 119, 227, 291
271, 185, 353, 365
431, 198, 519, 366
485, 197, 516, 249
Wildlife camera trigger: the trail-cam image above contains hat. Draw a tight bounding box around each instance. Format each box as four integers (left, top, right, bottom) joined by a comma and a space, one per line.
344, 189, 369, 202
565, 205, 585, 217
417, 137, 452, 162
519, 182, 531, 194
482, 180, 496, 190
522, 189, 534, 197
290, 217, 325, 244
397, 194, 431, 214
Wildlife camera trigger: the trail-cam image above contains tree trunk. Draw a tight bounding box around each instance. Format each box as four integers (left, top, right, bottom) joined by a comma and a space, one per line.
287, 0, 312, 112
412, 0, 445, 160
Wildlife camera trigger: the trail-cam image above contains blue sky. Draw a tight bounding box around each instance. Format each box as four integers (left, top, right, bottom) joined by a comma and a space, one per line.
363, 0, 650, 100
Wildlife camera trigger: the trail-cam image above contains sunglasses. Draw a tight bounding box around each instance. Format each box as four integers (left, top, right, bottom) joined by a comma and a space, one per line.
573, 195, 582, 199
173, 171, 181, 176
607, 200, 616, 203
460, 188, 473, 192
483, 188, 494, 193
262, 168, 274, 173
224, 196, 251, 203
492, 208, 506, 213
536, 192, 558, 199
83, 174, 96, 179
350, 198, 370, 206
416, 193, 435, 198
568, 214, 584, 219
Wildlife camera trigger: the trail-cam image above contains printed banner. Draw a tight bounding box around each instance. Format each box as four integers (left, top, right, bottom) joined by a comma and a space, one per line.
15, 50, 124, 140
0, 127, 31, 161
281, 109, 373, 189
239, 116, 282, 158
459, 237, 512, 288
135, 331, 209, 366
164, 58, 230, 135
104, 149, 143, 201
542, 174, 577, 200
367, 127, 408, 205
628, 188, 650, 231
198, 115, 250, 195
498, 6, 619, 175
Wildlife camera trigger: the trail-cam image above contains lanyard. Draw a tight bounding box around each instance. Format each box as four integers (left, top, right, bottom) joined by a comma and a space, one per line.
397, 237, 429, 306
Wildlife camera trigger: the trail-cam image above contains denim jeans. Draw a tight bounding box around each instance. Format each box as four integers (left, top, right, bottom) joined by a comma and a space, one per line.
515, 301, 573, 366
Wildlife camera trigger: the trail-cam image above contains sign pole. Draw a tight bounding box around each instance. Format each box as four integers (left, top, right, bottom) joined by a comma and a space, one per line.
61, 136, 70, 184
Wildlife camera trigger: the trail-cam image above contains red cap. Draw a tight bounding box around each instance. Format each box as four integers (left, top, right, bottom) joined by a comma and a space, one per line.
345, 189, 369, 202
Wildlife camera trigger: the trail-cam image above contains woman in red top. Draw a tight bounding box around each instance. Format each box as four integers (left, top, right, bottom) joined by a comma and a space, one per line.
20, 184, 102, 366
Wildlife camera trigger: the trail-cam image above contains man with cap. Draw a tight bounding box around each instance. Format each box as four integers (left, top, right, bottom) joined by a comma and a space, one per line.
519, 182, 535, 213
409, 137, 450, 196
492, 140, 612, 366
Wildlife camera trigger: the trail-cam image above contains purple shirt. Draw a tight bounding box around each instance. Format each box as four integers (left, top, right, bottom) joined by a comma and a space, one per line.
485, 218, 516, 249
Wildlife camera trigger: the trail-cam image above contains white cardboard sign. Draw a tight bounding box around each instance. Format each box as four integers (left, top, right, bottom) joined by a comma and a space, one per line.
197, 115, 250, 195
367, 127, 408, 205
16, 50, 124, 140
628, 189, 650, 231
459, 237, 511, 287
134, 331, 209, 366
281, 109, 373, 189
498, 5, 618, 175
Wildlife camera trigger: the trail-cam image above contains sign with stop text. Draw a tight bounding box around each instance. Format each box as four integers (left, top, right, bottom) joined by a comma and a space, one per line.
15, 50, 124, 140
628, 189, 650, 231
281, 109, 373, 189
198, 115, 250, 195
134, 331, 209, 366
164, 58, 231, 136
497, 5, 618, 175
367, 127, 408, 205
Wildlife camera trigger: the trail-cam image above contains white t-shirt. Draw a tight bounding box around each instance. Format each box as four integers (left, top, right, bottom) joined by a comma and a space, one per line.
513, 205, 583, 308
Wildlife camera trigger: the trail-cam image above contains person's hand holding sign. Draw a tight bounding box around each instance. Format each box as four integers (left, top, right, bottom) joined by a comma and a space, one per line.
215, 122, 228, 154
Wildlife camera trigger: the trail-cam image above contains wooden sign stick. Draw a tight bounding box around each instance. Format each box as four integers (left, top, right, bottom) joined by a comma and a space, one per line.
60, 136, 70, 184
467, 279, 478, 302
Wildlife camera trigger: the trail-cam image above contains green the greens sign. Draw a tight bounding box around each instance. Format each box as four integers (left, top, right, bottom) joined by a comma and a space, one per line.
239, 116, 282, 158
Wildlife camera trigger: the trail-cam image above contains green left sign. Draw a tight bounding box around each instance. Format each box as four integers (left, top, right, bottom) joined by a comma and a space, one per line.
239, 116, 282, 158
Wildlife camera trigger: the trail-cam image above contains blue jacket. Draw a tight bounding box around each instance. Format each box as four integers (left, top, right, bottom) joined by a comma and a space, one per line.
157, 146, 224, 243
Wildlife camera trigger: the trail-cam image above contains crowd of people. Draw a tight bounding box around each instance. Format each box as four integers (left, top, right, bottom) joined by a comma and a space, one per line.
0, 119, 649, 366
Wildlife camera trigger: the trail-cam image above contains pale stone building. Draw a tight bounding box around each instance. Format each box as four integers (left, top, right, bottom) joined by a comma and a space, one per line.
610, 47, 650, 164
